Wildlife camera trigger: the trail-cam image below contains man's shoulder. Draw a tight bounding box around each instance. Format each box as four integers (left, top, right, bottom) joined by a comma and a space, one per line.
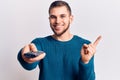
74, 35, 91, 44
31, 35, 52, 42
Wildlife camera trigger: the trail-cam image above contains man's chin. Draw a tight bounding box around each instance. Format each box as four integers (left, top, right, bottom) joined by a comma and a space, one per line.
54, 33, 62, 36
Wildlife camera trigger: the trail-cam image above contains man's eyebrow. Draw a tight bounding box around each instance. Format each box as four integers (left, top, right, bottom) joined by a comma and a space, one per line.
49, 14, 66, 16
60, 14, 66, 15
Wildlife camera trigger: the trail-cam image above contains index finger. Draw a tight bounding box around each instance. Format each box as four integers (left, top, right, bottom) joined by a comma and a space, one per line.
93, 35, 102, 47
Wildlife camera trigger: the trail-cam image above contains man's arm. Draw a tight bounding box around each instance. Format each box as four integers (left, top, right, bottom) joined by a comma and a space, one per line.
78, 56, 95, 80
78, 36, 101, 80
17, 49, 39, 70
17, 43, 45, 70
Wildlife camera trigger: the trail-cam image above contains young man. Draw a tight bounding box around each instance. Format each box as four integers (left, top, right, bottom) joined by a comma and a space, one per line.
17, 1, 101, 80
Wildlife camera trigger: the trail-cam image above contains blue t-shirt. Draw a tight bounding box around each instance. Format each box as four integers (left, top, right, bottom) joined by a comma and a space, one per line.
18, 35, 95, 80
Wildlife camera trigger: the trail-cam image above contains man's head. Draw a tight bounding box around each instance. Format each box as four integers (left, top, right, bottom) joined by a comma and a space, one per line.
49, 1, 72, 16
48, 1, 73, 36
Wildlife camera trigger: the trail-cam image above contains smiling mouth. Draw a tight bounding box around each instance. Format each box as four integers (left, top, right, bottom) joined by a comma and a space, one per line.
53, 23, 64, 27
54, 25, 63, 30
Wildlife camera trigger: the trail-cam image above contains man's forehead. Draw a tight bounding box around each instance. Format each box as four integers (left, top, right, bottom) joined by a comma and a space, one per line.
49, 6, 69, 15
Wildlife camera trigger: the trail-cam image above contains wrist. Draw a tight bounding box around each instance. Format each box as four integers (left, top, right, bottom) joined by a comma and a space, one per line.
81, 58, 89, 64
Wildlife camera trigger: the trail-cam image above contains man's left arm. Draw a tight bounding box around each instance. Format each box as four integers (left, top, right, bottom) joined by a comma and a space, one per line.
78, 36, 102, 80
78, 56, 95, 80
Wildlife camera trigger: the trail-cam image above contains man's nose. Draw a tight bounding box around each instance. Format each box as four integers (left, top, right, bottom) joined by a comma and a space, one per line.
56, 17, 61, 24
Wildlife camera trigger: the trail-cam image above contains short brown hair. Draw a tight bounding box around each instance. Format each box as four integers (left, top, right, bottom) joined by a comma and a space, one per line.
49, 1, 72, 15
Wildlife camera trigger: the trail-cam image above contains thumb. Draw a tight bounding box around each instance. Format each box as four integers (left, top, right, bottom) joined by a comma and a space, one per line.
29, 43, 38, 52
83, 44, 89, 49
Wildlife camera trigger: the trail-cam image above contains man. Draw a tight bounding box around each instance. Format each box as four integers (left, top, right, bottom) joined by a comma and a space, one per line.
17, 1, 101, 80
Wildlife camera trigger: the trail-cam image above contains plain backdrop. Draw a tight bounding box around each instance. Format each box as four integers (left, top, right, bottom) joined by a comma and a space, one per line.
0, 0, 120, 80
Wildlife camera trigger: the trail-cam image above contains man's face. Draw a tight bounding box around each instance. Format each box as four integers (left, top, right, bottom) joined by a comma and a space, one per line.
49, 6, 73, 36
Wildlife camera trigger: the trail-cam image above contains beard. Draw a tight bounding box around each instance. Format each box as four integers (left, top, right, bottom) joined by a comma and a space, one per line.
51, 23, 70, 36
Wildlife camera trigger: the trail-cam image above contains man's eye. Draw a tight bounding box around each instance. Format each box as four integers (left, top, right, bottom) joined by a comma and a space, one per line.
61, 15, 65, 18
50, 15, 56, 19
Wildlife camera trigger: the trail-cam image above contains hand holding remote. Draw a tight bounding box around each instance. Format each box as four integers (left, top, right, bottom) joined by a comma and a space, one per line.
22, 43, 46, 63
24, 51, 45, 58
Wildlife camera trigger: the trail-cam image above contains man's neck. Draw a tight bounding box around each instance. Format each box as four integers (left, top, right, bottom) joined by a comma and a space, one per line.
52, 33, 73, 41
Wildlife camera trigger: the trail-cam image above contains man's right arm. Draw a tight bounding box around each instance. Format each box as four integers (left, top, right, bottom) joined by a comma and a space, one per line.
17, 49, 39, 70
17, 43, 46, 70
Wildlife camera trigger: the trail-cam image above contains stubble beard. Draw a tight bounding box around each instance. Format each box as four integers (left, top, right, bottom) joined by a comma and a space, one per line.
51, 23, 70, 37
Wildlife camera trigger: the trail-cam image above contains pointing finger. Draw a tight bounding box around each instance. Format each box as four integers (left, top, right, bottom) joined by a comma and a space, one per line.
93, 35, 102, 47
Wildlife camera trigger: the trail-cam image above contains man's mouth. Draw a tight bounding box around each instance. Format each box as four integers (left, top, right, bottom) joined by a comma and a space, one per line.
53, 23, 64, 27
53, 25, 62, 30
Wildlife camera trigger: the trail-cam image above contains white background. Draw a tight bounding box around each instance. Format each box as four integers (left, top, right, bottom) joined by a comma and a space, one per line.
0, 0, 120, 80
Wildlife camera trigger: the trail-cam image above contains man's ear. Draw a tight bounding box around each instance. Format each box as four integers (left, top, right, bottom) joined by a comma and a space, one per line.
70, 15, 73, 24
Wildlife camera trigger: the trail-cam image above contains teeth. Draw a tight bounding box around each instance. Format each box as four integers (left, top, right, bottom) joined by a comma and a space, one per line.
54, 23, 64, 26
56, 26, 62, 27
54, 25, 62, 27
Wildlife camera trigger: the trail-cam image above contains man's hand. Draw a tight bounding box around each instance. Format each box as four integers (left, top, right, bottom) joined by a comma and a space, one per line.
21, 43, 46, 63
81, 36, 102, 64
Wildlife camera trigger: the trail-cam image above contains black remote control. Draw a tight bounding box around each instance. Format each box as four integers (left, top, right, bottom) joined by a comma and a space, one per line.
24, 51, 44, 58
